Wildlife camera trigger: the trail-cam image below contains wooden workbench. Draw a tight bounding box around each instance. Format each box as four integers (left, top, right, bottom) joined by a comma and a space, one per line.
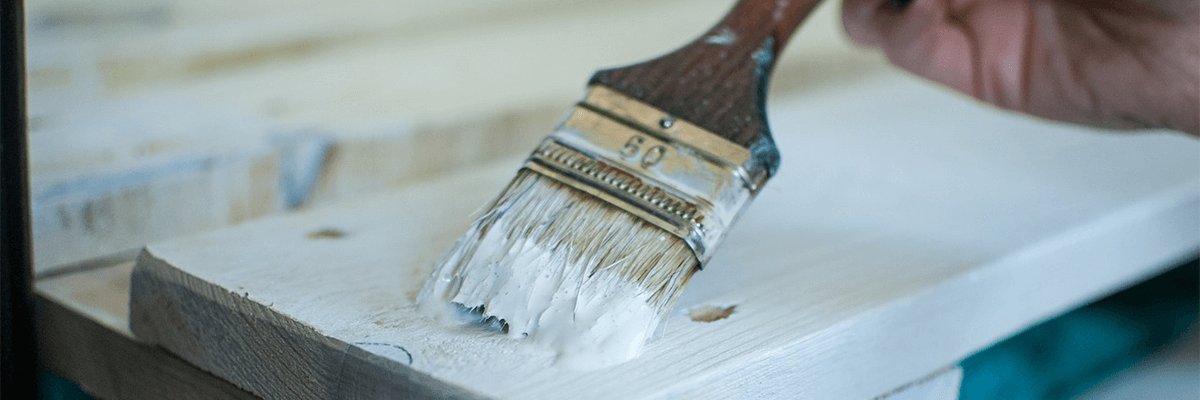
27, 0, 1198, 398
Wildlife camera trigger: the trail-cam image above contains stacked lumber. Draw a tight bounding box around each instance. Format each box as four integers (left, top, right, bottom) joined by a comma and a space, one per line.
25, 0, 884, 272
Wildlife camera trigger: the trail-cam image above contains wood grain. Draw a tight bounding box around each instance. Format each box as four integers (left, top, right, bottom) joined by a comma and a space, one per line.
35, 262, 261, 400
128, 70, 1200, 399
36, 252, 960, 399
130, 251, 485, 399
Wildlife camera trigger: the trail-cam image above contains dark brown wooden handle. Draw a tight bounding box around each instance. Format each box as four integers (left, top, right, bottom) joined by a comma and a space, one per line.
590, 0, 821, 174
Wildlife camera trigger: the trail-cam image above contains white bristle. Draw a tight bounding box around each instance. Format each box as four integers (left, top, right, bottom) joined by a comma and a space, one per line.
419, 169, 698, 368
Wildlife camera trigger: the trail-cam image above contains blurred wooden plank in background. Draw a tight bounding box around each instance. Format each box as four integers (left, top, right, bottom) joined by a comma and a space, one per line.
24, 0, 885, 272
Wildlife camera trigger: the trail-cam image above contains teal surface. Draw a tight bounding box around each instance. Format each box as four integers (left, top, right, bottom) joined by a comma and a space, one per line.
40, 371, 92, 400
960, 259, 1198, 399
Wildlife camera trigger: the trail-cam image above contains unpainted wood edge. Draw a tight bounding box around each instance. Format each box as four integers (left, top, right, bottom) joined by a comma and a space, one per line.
874, 366, 961, 400
129, 247, 488, 400
37, 290, 261, 400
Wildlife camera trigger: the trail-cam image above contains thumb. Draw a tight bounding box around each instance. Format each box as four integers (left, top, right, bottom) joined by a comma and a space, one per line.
840, 0, 1027, 104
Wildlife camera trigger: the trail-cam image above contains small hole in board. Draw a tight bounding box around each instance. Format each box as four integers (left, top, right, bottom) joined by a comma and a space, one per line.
689, 304, 736, 322
307, 228, 346, 239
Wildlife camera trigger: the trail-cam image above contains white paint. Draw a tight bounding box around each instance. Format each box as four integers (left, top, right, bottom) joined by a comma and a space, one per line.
133, 68, 1200, 399
420, 172, 694, 369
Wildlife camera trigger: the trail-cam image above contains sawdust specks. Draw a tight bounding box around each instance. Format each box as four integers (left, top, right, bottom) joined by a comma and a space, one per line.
688, 304, 736, 322
307, 228, 346, 239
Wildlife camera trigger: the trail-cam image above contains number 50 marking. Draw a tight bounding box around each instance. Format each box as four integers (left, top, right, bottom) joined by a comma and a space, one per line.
620, 136, 667, 168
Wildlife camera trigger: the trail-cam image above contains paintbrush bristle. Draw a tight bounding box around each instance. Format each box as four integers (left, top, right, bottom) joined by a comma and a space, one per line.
419, 169, 698, 368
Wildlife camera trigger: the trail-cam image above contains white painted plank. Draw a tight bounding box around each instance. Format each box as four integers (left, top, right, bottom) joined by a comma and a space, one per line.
129, 68, 1200, 399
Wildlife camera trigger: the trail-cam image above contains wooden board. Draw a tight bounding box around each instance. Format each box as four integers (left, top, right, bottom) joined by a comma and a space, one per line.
129, 70, 1200, 399
35, 256, 260, 399
33, 251, 961, 400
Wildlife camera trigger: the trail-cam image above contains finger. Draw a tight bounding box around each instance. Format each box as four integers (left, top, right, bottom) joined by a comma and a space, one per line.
840, 0, 925, 49
841, 0, 980, 98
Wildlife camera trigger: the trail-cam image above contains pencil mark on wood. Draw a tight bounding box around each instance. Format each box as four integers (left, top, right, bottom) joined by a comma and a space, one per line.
873, 366, 961, 400
353, 342, 413, 366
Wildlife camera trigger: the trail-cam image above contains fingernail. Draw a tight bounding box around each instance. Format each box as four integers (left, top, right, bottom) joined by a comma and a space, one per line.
889, 0, 914, 10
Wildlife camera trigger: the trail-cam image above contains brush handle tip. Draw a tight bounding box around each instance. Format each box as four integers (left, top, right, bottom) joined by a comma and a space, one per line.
590, 0, 821, 173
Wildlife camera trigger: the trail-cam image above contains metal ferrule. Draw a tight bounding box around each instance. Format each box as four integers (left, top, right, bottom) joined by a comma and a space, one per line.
522, 86, 771, 266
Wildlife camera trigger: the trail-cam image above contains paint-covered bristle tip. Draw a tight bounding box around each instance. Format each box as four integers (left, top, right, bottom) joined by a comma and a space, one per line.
418, 170, 698, 368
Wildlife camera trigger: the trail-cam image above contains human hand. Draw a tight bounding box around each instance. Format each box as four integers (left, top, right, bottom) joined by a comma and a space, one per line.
841, 0, 1199, 136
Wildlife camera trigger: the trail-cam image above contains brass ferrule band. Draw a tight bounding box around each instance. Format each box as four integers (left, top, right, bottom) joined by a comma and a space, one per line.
523, 86, 770, 265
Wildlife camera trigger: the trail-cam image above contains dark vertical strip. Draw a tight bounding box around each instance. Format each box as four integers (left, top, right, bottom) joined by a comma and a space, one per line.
1, 0, 39, 398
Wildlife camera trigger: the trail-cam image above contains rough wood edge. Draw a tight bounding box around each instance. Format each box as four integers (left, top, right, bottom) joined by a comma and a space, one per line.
128, 248, 487, 400
36, 291, 261, 400
875, 366, 962, 400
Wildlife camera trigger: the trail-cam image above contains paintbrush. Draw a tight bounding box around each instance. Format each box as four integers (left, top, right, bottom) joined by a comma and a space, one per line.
420, 0, 820, 368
